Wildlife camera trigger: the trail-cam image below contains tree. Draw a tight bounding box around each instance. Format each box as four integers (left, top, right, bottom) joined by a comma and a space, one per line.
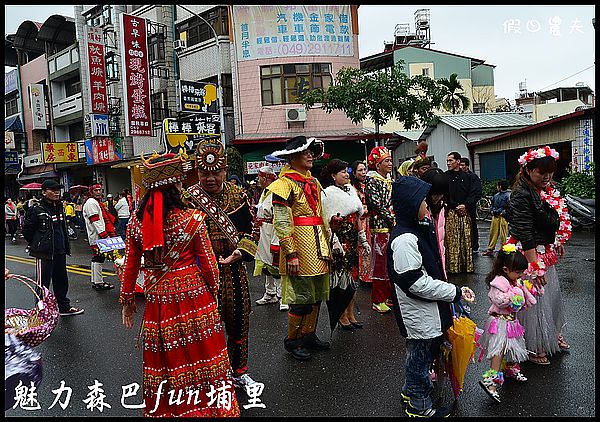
438, 73, 471, 114
226, 146, 244, 180
299, 62, 445, 137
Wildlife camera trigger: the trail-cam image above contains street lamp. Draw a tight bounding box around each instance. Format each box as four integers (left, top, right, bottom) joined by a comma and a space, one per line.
176, 5, 226, 147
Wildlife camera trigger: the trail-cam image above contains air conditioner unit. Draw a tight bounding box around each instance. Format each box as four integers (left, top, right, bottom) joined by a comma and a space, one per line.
173, 39, 186, 51
286, 107, 307, 122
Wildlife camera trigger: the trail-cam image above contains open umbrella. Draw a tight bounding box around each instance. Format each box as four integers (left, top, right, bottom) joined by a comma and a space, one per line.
19, 183, 42, 191
69, 185, 89, 195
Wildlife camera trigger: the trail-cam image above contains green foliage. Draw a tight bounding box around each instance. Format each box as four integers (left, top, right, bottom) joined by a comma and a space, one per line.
561, 165, 595, 198
481, 179, 502, 197
299, 61, 445, 131
226, 146, 244, 180
438, 73, 471, 114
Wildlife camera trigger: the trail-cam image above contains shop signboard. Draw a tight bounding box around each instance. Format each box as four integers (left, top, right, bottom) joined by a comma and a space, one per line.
5, 131, 15, 149
41, 142, 79, 163
232, 5, 353, 61
163, 115, 221, 154
85, 25, 108, 114
84, 137, 123, 165
178, 80, 218, 113
245, 160, 286, 175
120, 13, 153, 136
30, 83, 47, 130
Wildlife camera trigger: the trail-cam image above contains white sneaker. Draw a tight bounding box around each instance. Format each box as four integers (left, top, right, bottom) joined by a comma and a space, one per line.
233, 373, 258, 389
279, 301, 289, 311
255, 293, 278, 305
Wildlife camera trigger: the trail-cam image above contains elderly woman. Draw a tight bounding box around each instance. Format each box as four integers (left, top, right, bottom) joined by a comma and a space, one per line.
506, 146, 572, 365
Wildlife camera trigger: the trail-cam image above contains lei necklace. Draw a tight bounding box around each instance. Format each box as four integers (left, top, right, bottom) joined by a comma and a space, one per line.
505, 146, 572, 278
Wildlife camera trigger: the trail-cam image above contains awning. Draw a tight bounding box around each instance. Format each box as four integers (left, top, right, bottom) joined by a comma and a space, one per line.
5, 115, 23, 132
17, 170, 59, 182
232, 128, 398, 145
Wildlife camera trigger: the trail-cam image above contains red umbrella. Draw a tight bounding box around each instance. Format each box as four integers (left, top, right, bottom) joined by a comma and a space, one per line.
19, 183, 42, 191
69, 185, 89, 195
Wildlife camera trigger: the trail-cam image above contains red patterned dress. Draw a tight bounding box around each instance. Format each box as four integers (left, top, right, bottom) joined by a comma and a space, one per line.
119, 208, 240, 417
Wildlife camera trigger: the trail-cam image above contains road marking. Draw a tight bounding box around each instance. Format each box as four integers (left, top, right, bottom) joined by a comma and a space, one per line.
5, 255, 117, 277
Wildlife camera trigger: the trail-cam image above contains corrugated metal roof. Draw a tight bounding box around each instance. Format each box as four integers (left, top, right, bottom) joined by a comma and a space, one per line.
393, 129, 423, 141
438, 112, 534, 131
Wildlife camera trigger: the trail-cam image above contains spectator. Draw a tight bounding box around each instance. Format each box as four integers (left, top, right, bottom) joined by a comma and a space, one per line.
83, 184, 117, 290
63, 193, 77, 238
114, 190, 131, 239
105, 194, 118, 220
445, 152, 474, 273
482, 180, 511, 256
459, 157, 483, 253
16, 197, 26, 234
22, 179, 83, 316
5, 198, 18, 243
228, 174, 242, 187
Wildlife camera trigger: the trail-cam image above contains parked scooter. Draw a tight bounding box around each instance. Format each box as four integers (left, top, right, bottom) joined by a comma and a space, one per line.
565, 194, 595, 230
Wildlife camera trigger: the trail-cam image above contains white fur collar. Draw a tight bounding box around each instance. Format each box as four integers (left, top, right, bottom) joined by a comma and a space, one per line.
321, 184, 364, 222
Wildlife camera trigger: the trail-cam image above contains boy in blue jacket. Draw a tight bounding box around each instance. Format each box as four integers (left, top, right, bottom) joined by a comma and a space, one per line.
388, 176, 473, 418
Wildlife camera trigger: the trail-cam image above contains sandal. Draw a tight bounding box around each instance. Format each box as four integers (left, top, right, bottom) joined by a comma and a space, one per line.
557, 335, 571, 351
479, 380, 501, 403
528, 353, 550, 365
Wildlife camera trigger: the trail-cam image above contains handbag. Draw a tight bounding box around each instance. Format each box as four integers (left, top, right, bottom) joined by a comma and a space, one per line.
5, 273, 59, 348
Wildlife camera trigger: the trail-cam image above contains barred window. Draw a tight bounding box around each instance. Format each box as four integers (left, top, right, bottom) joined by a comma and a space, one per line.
176, 6, 228, 47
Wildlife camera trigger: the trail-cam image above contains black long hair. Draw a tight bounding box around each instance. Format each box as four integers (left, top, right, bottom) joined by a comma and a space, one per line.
135, 185, 187, 221
484, 249, 529, 285
320, 158, 349, 188
420, 167, 448, 216
349, 160, 367, 190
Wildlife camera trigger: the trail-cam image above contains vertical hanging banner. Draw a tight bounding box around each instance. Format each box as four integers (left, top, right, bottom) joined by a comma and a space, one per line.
85, 26, 108, 114
30, 83, 47, 129
120, 13, 153, 137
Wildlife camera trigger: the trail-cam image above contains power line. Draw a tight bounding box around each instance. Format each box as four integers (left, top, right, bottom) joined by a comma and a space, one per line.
538, 64, 595, 91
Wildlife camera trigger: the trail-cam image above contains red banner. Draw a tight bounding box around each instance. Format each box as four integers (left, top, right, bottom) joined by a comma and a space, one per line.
85, 26, 108, 114
120, 13, 153, 137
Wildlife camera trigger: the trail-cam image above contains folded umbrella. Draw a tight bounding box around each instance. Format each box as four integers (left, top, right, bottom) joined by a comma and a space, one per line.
446, 302, 477, 398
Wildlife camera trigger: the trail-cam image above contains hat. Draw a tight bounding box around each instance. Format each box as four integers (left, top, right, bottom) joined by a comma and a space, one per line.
89, 183, 102, 192
107, 193, 113, 198
367, 146, 391, 169
41, 179, 64, 190
398, 159, 415, 176
270, 136, 324, 160
258, 165, 277, 180
140, 149, 192, 189
196, 140, 227, 172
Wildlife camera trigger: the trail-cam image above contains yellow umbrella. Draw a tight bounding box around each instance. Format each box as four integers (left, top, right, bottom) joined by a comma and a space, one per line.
446, 314, 477, 396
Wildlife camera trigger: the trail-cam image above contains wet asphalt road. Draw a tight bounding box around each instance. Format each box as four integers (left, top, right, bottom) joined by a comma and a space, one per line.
4, 222, 596, 417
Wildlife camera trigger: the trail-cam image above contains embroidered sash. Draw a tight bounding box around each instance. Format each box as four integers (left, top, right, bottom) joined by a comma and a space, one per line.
186, 185, 240, 249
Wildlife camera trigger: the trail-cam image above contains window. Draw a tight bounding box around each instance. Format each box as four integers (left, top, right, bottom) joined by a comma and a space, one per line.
200, 74, 233, 108
5, 94, 19, 117
176, 6, 228, 47
85, 5, 112, 27
260, 63, 332, 106
68, 122, 85, 141
151, 92, 169, 123
148, 33, 166, 63
106, 52, 119, 81
422, 68, 429, 76
473, 102, 486, 113
64, 76, 81, 97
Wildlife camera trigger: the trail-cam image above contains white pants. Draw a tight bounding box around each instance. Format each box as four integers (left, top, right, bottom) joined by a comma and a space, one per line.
264, 275, 282, 298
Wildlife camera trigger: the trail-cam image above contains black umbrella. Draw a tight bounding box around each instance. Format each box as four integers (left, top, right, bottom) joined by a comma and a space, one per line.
325, 252, 358, 335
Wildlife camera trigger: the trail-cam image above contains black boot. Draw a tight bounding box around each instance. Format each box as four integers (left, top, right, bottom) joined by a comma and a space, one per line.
302, 333, 331, 351
284, 337, 311, 361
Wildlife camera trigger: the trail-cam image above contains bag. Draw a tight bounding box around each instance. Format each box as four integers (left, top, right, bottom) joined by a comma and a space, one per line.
5, 334, 43, 410
5, 274, 59, 348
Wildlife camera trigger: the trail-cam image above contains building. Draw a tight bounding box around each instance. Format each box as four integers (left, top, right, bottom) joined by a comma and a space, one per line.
360, 9, 498, 134
515, 83, 594, 123
396, 112, 534, 171
468, 107, 595, 184
227, 5, 384, 175
4, 68, 25, 199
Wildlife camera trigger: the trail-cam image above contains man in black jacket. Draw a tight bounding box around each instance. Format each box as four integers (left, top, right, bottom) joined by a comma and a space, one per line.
23, 179, 83, 316
445, 152, 474, 273
459, 157, 483, 253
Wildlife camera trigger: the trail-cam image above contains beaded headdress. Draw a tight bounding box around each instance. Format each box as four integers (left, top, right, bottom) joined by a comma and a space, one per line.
140, 149, 192, 190
196, 140, 227, 172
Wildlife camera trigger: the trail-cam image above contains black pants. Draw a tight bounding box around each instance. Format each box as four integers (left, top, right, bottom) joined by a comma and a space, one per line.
35, 254, 71, 312
468, 208, 479, 251
6, 219, 18, 239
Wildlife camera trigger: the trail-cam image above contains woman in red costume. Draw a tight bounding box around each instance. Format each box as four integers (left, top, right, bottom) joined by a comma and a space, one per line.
118, 151, 240, 417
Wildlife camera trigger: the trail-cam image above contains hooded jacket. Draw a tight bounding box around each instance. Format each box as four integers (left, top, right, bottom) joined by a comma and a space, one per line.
387, 176, 461, 339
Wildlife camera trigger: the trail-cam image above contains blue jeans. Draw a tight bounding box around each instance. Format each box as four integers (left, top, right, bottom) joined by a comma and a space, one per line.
402, 336, 443, 411
117, 217, 129, 239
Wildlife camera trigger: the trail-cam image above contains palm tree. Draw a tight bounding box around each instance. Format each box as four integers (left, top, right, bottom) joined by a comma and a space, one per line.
438, 73, 471, 114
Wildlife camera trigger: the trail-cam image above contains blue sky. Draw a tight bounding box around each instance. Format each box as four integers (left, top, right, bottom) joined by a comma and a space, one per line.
5, 5, 595, 101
